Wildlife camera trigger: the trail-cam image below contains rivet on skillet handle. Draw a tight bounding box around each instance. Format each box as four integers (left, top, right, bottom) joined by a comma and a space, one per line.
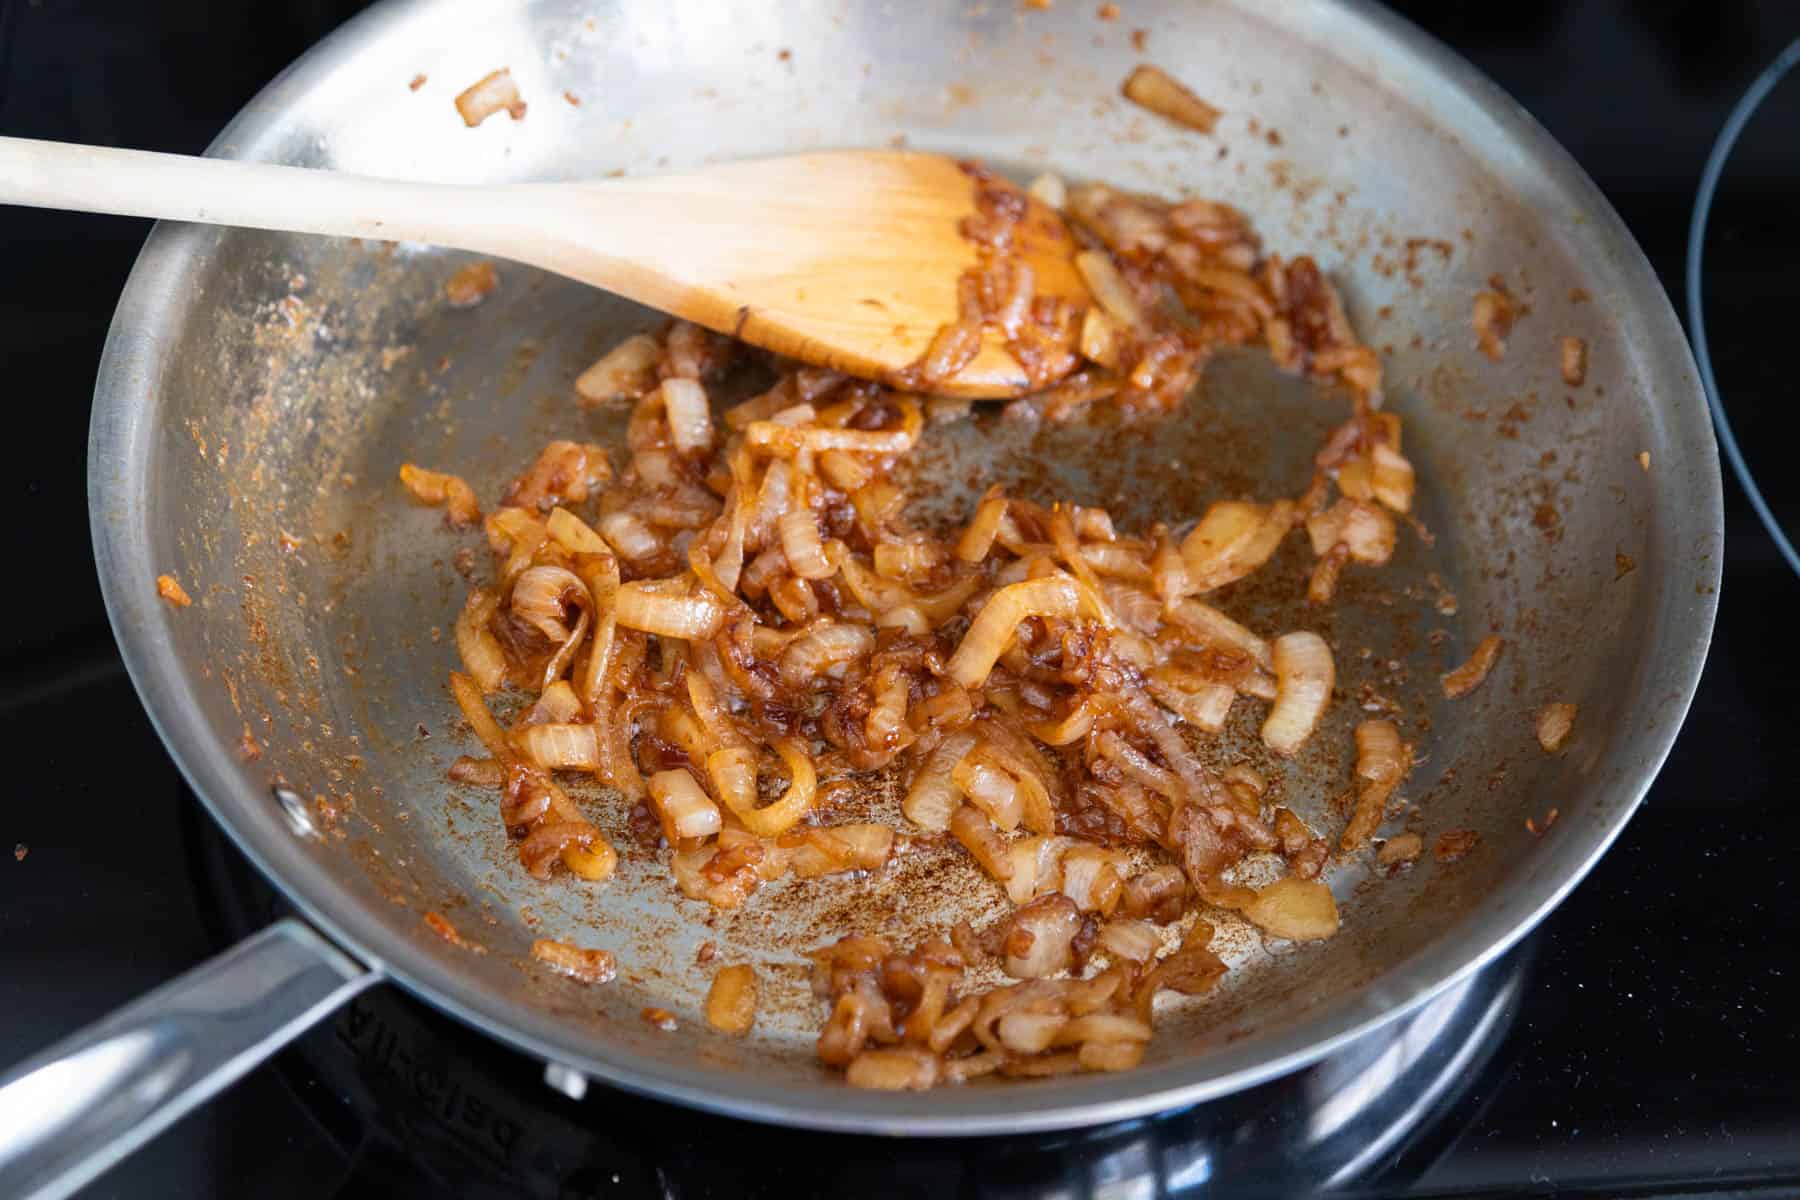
0, 920, 382, 1200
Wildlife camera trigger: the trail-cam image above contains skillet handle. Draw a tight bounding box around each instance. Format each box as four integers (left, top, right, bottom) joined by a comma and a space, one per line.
0, 919, 380, 1200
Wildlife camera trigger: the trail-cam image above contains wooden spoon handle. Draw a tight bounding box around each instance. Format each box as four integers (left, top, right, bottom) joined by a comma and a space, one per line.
0, 135, 499, 250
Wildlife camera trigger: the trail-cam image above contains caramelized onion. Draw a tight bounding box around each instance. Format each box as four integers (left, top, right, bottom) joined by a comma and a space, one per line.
1305, 499, 1396, 566
1095, 730, 1184, 805
779, 622, 876, 687
1097, 919, 1159, 963
1369, 444, 1415, 513
838, 555, 979, 624
789, 824, 893, 878
1058, 845, 1124, 915
1536, 702, 1577, 752
1003, 895, 1082, 979
1003, 835, 1073, 905
1026, 171, 1067, 209
1147, 674, 1234, 732
818, 449, 872, 491
954, 753, 1024, 832
615, 581, 723, 639
1075, 249, 1146, 329
400, 463, 481, 526
1443, 635, 1504, 699
455, 67, 525, 126
705, 964, 758, 1035
1079, 307, 1122, 369
661, 378, 714, 454
903, 732, 976, 833
730, 738, 817, 837
511, 565, 590, 643
1029, 695, 1101, 745
1341, 719, 1412, 851
531, 939, 616, 984
1181, 500, 1294, 592
947, 574, 1081, 688
951, 805, 1014, 884
545, 507, 609, 555
1378, 833, 1424, 868
846, 1047, 938, 1091
1167, 600, 1272, 669
873, 538, 945, 580
648, 768, 722, 842
559, 834, 619, 881
1262, 632, 1334, 756
575, 332, 659, 404
455, 588, 508, 692
449, 671, 512, 761
449, 756, 505, 787
598, 510, 661, 561
1242, 877, 1340, 941
778, 507, 834, 580
513, 722, 601, 770
746, 398, 921, 456
957, 487, 1008, 562
1121, 63, 1221, 133
877, 604, 929, 635
1151, 529, 1190, 607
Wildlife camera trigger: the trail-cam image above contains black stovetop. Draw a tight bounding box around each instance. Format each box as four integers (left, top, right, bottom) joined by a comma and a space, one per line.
4, 2, 1799, 1196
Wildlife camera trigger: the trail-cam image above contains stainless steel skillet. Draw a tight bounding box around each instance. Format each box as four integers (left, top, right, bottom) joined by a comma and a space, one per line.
0, 0, 1719, 1195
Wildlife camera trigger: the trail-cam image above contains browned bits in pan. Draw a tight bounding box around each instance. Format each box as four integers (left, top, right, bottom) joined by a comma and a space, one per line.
1434, 829, 1481, 863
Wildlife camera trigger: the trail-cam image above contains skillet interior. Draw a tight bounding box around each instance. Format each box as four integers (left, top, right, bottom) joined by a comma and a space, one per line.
88, 0, 1719, 1132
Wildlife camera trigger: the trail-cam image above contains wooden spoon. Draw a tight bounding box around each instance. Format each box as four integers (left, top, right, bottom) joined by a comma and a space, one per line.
0, 138, 1089, 398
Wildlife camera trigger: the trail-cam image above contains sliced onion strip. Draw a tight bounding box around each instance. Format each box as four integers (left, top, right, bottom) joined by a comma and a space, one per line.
1261, 632, 1334, 756
660, 378, 714, 454
648, 768, 722, 842
903, 732, 976, 833
947, 575, 1081, 689
455, 588, 508, 692
615, 580, 724, 639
